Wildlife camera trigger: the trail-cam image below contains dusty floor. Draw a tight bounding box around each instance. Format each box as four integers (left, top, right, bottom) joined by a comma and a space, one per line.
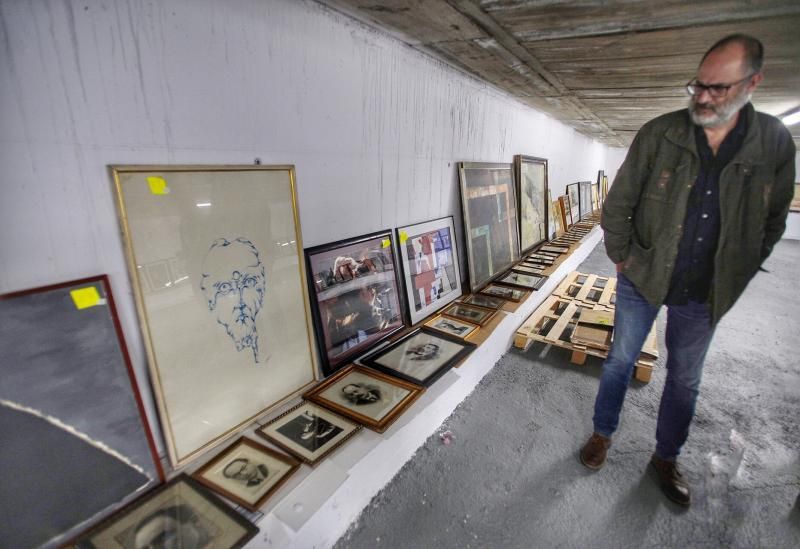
335, 239, 800, 549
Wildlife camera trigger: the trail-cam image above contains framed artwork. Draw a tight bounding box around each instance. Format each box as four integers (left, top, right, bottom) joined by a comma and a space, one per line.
792, 183, 800, 212
595, 170, 604, 210
305, 229, 405, 376
112, 165, 318, 467
480, 283, 526, 302
560, 195, 574, 227
551, 196, 564, 236
458, 162, 520, 293
566, 183, 580, 222
0, 276, 164, 548
602, 175, 610, 201
497, 271, 547, 291
441, 302, 496, 327
257, 401, 361, 466
193, 437, 299, 511
579, 181, 594, 219
305, 365, 424, 433
514, 155, 549, 255
513, 264, 545, 276
362, 328, 476, 386
396, 217, 462, 325
463, 293, 506, 309
72, 474, 258, 548
424, 314, 480, 339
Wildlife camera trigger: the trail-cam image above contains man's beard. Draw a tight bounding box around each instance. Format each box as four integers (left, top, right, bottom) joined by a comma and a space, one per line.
688, 88, 751, 128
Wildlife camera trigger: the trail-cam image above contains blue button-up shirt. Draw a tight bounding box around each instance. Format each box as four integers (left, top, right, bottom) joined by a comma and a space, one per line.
664, 109, 747, 305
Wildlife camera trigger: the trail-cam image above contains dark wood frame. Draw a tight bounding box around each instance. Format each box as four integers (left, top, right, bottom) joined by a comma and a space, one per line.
305, 229, 406, 376
578, 180, 594, 219
424, 313, 481, 339
462, 293, 506, 309
441, 301, 497, 327
193, 437, 300, 511
514, 155, 549, 255
479, 283, 526, 302
496, 270, 547, 291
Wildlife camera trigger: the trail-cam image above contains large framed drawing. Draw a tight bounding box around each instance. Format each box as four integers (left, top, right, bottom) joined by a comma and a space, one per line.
0, 276, 164, 548
396, 217, 462, 325
514, 155, 549, 254
112, 165, 318, 467
458, 162, 520, 293
566, 183, 580, 222
579, 181, 594, 219
305, 230, 405, 376
73, 474, 258, 548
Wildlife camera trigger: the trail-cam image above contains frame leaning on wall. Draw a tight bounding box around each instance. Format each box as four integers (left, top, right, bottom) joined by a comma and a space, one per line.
514, 155, 549, 255
111, 165, 319, 467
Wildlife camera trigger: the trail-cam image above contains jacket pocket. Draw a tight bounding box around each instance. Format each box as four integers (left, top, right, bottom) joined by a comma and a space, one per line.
622, 239, 654, 281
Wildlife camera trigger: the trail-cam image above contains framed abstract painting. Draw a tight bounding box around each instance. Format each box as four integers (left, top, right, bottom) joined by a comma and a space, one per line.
112, 165, 319, 467
514, 155, 549, 255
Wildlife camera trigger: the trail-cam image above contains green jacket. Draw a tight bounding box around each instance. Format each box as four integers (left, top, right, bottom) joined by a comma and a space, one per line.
602, 103, 796, 325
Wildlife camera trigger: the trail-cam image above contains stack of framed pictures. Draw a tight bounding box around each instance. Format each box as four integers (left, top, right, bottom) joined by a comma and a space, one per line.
458, 162, 520, 293
514, 155, 548, 255
305, 229, 405, 376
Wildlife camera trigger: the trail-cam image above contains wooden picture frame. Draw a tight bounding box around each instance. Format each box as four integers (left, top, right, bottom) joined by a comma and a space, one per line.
441, 301, 497, 327
514, 155, 549, 255
513, 264, 545, 276
479, 283, 526, 303
72, 474, 258, 548
496, 271, 547, 291
579, 180, 593, 219
565, 183, 580, 222
305, 365, 424, 433
559, 195, 573, 228
0, 276, 164, 548
462, 293, 506, 309
193, 437, 300, 511
396, 216, 462, 325
305, 229, 406, 376
256, 401, 362, 466
361, 328, 476, 387
112, 165, 318, 467
424, 314, 481, 339
458, 162, 521, 293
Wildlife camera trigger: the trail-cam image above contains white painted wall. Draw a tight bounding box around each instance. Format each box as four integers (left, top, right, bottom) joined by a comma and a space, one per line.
0, 0, 613, 456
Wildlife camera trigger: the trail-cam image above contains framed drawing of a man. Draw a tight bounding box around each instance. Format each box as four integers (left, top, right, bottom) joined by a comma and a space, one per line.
112, 165, 319, 467
514, 155, 549, 255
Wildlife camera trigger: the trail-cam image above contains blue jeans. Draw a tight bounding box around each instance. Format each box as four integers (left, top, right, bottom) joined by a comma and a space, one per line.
592, 273, 715, 460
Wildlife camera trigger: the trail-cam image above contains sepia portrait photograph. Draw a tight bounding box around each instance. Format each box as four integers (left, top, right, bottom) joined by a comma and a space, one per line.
424, 315, 480, 338
257, 401, 361, 465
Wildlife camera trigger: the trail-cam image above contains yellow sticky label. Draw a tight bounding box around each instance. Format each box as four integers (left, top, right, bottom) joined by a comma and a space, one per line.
399, 231, 409, 244
382, 239, 390, 248
597, 319, 609, 325
147, 176, 169, 195
71, 287, 101, 310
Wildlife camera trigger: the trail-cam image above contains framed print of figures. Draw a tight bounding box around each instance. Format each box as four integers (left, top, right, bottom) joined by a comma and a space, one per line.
480, 283, 526, 302
0, 276, 163, 548
112, 165, 318, 467
514, 155, 549, 255
396, 217, 462, 325
193, 437, 299, 511
73, 474, 258, 548
441, 302, 496, 327
257, 401, 361, 466
424, 314, 480, 339
579, 181, 593, 219
362, 328, 476, 387
458, 162, 520, 293
305, 365, 424, 433
305, 230, 405, 376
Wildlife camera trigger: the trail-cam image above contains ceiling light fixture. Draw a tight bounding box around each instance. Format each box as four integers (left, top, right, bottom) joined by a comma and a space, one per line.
779, 107, 800, 126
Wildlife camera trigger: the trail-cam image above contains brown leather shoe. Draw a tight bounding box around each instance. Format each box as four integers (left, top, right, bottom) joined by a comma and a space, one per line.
579, 433, 611, 470
650, 454, 691, 507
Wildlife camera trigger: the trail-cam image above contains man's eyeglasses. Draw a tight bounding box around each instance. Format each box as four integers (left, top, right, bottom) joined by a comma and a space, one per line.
685, 74, 754, 98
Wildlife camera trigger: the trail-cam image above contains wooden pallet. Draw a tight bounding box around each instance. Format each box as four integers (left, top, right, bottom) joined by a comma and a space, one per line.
553, 272, 617, 309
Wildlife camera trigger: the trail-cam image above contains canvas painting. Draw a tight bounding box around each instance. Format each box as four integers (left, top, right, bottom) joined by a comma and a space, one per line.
515, 155, 548, 254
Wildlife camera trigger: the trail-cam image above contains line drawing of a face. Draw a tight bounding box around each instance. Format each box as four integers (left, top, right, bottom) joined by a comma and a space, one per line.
201, 238, 266, 363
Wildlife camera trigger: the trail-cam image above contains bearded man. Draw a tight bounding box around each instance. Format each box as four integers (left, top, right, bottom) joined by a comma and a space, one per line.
579, 34, 795, 507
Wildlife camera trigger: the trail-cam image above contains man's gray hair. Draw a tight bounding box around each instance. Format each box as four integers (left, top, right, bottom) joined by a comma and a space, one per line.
702, 33, 764, 74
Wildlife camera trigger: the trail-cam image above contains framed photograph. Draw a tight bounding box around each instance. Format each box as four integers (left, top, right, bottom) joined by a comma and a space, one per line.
362, 328, 476, 386
396, 217, 462, 325
463, 293, 506, 309
579, 181, 594, 219
72, 474, 257, 548
458, 162, 521, 293
441, 301, 496, 327
550, 196, 564, 236
257, 401, 361, 466
0, 276, 164, 548
480, 283, 526, 302
424, 314, 480, 339
566, 183, 580, 222
305, 230, 405, 376
513, 264, 545, 276
193, 437, 299, 511
559, 195, 574, 228
514, 155, 549, 255
112, 165, 318, 467
497, 271, 547, 291
305, 365, 424, 433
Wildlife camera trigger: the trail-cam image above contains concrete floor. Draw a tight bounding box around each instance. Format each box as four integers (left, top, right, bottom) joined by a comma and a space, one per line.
335, 239, 800, 549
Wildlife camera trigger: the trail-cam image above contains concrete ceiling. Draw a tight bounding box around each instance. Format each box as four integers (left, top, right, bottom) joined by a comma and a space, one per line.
318, 0, 800, 147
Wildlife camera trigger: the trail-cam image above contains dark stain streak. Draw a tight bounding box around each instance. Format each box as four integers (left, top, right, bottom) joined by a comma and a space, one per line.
62, 0, 88, 104
360, 6, 411, 14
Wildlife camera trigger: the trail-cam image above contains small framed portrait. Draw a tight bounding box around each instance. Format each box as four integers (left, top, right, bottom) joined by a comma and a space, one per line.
193, 438, 300, 511
497, 271, 547, 291
479, 283, 526, 302
424, 314, 480, 339
512, 264, 545, 276
72, 474, 258, 548
361, 328, 475, 386
256, 401, 362, 466
441, 302, 496, 326
304, 364, 424, 433
462, 293, 505, 310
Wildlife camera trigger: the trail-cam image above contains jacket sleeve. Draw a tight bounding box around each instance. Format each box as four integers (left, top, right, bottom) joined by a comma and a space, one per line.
600, 126, 654, 264
761, 126, 796, 261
